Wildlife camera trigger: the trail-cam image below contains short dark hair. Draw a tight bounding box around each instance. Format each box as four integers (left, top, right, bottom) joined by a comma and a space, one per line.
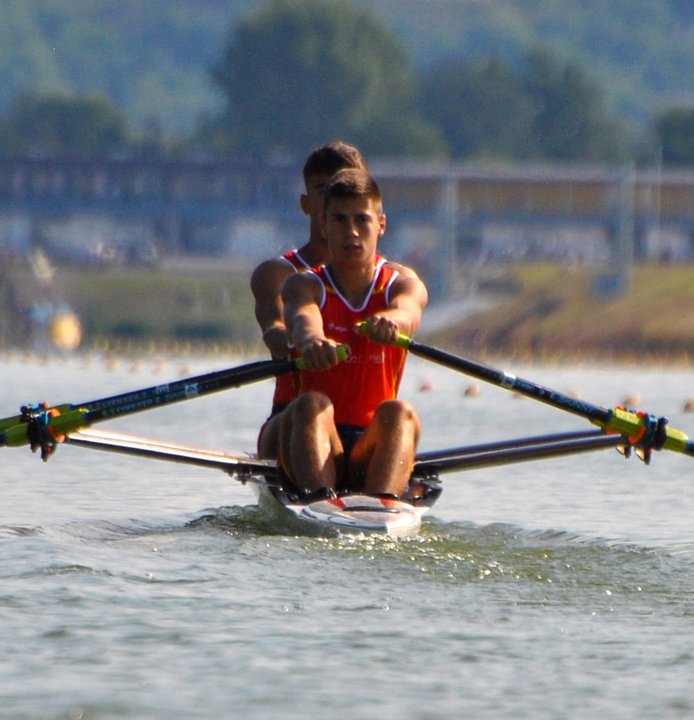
302, 141, 366, 185
322, 168, 383, 215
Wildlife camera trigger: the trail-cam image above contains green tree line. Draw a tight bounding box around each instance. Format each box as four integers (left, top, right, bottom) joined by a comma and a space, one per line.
1, 0, 693, 166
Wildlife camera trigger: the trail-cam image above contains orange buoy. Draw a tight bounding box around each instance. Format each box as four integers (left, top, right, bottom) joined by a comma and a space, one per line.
49, 312, 82, 351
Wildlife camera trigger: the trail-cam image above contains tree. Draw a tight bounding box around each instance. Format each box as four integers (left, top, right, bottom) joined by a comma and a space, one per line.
0, 93, 129, 157
419, 56, 535, 159
654, 107, 694, 165
418, 47, 630, 163
210, 0, 444, 159
520, 48, 628, 162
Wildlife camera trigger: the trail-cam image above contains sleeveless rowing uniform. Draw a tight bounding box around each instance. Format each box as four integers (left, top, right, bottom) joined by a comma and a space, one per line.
270, 249, 314, 413
296, 258, 408, 428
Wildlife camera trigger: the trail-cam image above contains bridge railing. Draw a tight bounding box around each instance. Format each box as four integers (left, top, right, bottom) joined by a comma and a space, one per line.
3, 156, 694, 221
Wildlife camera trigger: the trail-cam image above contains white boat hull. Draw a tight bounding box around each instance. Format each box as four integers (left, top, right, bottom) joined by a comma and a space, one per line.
256, 485, 429, 538
66, 428, 438, 537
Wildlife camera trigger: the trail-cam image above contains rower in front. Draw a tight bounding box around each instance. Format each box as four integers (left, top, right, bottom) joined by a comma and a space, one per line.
263, 168, 428, 500
251, 141, 368, 460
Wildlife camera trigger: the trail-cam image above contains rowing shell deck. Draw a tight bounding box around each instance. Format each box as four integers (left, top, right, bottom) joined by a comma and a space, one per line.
65, 427, 624, 537
67, 428, 435, 537
256, 485, 431, 538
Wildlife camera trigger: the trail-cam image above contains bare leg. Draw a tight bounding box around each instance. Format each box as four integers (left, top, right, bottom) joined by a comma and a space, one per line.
349, 400, 421, 497
257, 412, 283, 459
279, 391, 344, 493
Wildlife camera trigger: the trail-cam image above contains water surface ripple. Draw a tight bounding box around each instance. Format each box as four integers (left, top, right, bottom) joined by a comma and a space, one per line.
2, 352, 693, 719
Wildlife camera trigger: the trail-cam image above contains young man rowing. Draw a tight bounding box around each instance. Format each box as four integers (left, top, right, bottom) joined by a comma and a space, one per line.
271, 168, 428, 499
251, 142, 367, 457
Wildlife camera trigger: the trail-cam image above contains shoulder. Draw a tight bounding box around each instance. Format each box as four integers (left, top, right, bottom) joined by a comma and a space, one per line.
385, 264, 428, 306
381, 260, 421, 280
282, 267, 323, 298
250, 257, 295, 294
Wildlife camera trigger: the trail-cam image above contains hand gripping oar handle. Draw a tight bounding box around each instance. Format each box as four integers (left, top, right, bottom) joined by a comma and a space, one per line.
0, 347, 349, 458
391, 331, 694, 459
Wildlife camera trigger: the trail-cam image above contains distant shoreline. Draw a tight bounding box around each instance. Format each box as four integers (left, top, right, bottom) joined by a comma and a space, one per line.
3, 260, 694, 368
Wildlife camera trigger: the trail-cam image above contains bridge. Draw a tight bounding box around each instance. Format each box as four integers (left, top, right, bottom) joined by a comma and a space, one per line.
2, 155, 694, 295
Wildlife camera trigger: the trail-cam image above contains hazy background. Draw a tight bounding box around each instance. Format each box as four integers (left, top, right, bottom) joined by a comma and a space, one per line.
2, 0, 694, 357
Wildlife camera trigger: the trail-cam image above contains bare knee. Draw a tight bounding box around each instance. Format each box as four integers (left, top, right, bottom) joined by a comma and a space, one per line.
374, 399, 419, 426
289, 391, 334, 423
281, 392, 336, 440
258, 414, 282, 458
371, 399, 421, 443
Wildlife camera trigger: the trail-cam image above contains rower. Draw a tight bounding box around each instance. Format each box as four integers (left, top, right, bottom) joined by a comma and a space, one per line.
251, 142, 368, 460
272, 168, 428, 499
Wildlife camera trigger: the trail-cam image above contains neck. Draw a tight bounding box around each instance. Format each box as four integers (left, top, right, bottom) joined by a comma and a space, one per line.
298, 233, 329, 267
326, 259, 376, 306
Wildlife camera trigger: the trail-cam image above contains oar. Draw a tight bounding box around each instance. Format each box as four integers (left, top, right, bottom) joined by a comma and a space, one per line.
0, 350, 345, 458
66, 428, 280, 480
386, 330, 694, 459
415, 430, 616, 464
413, 431, 625, 475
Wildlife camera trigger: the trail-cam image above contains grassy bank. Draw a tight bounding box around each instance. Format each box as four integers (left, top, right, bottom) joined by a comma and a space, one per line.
3, 259, 694, 364
429, 263, 694, 365
0, 259, 259, 353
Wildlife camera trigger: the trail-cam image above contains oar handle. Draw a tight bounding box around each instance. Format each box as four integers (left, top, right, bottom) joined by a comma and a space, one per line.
355, 321, 414, 349
292, 344, 350, 370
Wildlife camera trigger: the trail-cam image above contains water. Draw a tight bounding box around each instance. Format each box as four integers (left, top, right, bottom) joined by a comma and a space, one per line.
2, 350, 694, 719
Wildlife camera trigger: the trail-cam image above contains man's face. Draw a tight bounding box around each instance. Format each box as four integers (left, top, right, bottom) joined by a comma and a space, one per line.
322, 195, 385, 265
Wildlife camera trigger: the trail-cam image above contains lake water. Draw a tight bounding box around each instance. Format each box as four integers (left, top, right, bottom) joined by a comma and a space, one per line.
2, 349, 694, 719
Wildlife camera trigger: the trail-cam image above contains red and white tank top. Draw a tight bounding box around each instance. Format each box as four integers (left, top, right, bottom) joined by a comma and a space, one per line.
272, 249, 312, 410
296, 258, 408, 427
278, 248, 312, 273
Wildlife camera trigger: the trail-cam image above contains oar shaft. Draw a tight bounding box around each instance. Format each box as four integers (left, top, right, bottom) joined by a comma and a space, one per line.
414, 434, 625, 475
405, 338, 612, 426
0, 357, 295, 449
82, 357, 294, 422
393, 333, 694, 459
1, 346, 349, 452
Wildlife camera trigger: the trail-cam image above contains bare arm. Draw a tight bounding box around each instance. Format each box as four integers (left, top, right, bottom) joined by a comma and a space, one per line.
282, 272, 341, 370
250, 259, 294, 359
361, 269, 428, 345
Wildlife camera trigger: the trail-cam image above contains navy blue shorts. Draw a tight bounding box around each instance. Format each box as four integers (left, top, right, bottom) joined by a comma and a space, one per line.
336, 423, 366, 460
277, 423, 366, 496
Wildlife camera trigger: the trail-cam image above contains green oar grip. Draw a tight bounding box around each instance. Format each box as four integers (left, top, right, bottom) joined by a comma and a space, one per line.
394, 333, 412, 350
335, 344, 350, 362
292, 344, 350, 370
355, 321, 412, 349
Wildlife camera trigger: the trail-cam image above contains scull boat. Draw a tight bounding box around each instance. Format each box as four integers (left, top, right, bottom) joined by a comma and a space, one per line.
64, 426, 620, 537
65, 427, 442, 537
2, 335, 688, 537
